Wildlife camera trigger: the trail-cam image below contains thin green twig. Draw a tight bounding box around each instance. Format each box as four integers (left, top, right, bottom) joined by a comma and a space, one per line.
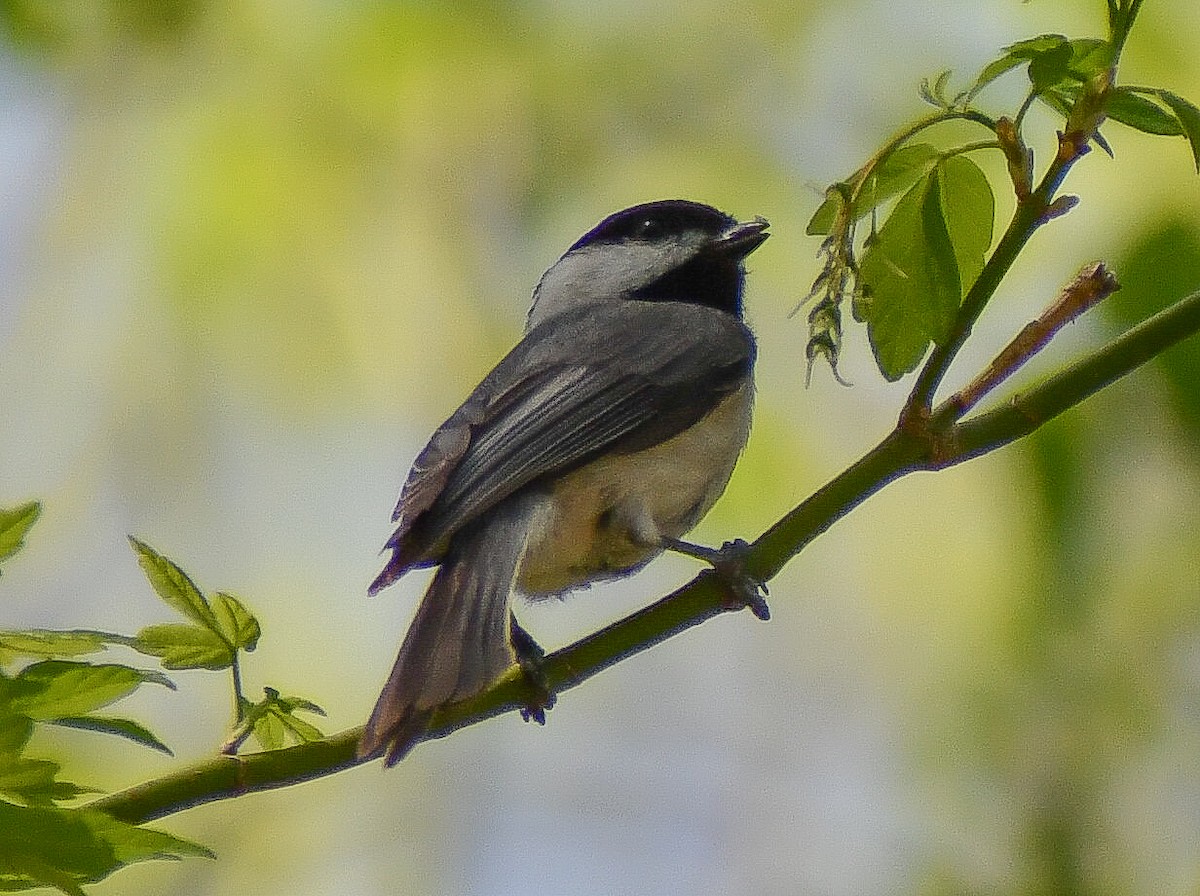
87, 287, 1200, 828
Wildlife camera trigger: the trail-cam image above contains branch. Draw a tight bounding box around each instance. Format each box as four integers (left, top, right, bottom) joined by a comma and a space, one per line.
940, 262, 1121, 421
90, 730, 362, 824
91, 573, 749, 825
89, 289, 1200, 827
943, 287, 1200, 464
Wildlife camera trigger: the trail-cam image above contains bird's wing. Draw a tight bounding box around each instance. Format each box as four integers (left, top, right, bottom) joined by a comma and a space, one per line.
369, 301, 753, 593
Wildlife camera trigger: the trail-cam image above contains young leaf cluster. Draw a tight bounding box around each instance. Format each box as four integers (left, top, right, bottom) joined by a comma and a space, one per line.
1, 507, 210, 893
126, 538, 326, 754
0, 506, 325, 893
803, 3, 1200, 382
128, 537, 261, 672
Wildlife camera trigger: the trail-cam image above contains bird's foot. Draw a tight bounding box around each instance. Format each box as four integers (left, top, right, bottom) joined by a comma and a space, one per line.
510, 614, 557, 725
666, 537, 770, 621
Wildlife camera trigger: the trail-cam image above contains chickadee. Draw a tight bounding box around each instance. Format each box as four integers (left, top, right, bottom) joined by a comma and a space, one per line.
360, 199, 769, 765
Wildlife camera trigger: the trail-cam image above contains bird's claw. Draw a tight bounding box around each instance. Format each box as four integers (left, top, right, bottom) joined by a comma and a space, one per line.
510, 614, 557, 725
707, 538, 771, 621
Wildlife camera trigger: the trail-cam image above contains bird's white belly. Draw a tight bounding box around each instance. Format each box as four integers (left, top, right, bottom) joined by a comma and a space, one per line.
516, 382, 753, 596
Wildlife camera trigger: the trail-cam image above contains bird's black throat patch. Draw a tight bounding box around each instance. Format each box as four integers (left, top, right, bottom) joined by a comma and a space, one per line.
631, 250, 745, 316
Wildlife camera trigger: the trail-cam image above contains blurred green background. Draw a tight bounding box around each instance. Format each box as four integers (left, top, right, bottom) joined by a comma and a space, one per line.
2, 1, 1200, 893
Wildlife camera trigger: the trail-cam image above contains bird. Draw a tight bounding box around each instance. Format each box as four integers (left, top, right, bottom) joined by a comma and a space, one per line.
359, 199, 769, 765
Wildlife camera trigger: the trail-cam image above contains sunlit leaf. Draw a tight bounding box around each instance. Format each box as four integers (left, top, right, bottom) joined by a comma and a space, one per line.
1028, 39, 1074, 92
1106, 88, 1183, 136
858, 170, 959, 380
132, 623, 233, 671
0, 714, 33, 758
806, 188, 843, 237
934, 155, 995, 293
969, 52, 1027, 98
273, 710, 324, 744
237, 689, 326, 752
917, 168, 963, 342
47, 716, 172, 756
252, 709, 285, 751
277, 695, 326, 717
982, 33, 1080, 97
859, 144, 940, 216
0, 801, 212, 894
1157, 90, 1200, 172
853, 154, 993, 381
1003, 34, 1070, 58
0, 630, 124, 664
210, 592, 260, 652
807, 145, 939, 237
1065, 38, 1111, 80
128, 538, 218, 631
10, 662, 173, 720
0, 501, 41, 571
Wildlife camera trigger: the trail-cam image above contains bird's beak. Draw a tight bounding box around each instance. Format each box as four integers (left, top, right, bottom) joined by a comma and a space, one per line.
716, 217, 770, 258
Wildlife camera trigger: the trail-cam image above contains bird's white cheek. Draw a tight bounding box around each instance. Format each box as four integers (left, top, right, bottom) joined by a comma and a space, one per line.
516, 382, 753, 597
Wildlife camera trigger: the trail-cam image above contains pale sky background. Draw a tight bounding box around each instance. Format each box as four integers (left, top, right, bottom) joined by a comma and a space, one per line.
2, 1, 1200, 894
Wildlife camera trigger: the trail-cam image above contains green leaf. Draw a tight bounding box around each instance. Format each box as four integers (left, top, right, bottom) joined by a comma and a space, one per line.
1037, 86, 1074, 120
0, 801, 212, 894
806, 188, 844, 237
807, 145, 939, 236
934, 155, 995, 294
858, 145, 940, 216
252, 709, 286, 751
969, 52, 1027, 98
10, 661, 172, 720
0, 715, 33, 758
237, 689, 327, 752
0, 630, 124, 665
854, 155, 993, 381
46, 717, 172, 756
84, 809, 213, 862
1106, 88, 1183, 136
1065, 38, 1112, 81
1002, 34, 1071, 59
277, 694, 326, 717
1028, 39, 1074, 93
272, 710, 324, 744
128, 538, 218, 631
0, 502, 41, 571
210, 592, 260, 652
0, 756, 63, 806
0, 672, 40, 713
967, 35, 1108, 111
858, 171, 960, 380
1157, 90, 1200, 172
132, 623, 233, 670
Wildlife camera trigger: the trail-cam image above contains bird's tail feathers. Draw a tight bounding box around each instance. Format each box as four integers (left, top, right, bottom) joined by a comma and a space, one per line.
358, 502, 532, 765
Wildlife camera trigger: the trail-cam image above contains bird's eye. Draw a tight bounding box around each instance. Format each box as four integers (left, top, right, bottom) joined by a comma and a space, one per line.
634, 218, 663, 239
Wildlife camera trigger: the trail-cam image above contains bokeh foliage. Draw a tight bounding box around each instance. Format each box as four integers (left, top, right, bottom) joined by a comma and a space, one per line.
1, 1, 1200, 894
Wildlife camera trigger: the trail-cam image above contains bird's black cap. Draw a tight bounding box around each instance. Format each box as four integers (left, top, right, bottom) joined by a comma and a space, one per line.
568, 200, 738, 252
